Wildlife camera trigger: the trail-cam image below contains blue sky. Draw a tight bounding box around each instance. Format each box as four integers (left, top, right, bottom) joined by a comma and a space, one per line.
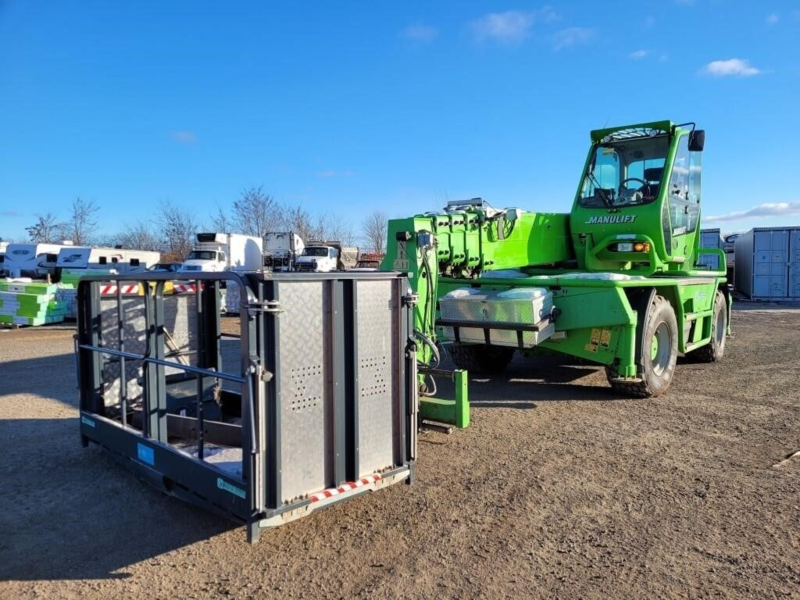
2, 0, 800, 241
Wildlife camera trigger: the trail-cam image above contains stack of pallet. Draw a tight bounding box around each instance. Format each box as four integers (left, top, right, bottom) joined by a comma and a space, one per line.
55, 285, 78, 319
0, 281, 69, 326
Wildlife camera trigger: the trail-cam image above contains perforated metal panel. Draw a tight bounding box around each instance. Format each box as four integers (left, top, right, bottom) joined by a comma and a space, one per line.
275, 281, 329, 503
355, 279, 397, 476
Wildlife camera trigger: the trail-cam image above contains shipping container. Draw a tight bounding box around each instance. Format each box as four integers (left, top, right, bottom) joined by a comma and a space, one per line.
734, 227, 800, 301
696, 228, 723, 271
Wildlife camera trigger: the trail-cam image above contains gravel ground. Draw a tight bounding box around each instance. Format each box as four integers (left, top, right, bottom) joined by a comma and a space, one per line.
0, 306, 798, 599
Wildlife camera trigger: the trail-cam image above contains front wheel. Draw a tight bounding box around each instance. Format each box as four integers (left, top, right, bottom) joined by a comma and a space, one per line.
607, 295, 678, 398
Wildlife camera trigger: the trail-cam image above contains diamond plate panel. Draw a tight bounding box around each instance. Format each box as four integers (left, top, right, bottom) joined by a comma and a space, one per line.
276, 281, 329, 503
355, 279, 397, 476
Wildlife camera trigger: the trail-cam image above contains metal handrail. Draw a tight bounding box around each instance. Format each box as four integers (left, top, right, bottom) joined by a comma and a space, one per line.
78, 343, 247, 384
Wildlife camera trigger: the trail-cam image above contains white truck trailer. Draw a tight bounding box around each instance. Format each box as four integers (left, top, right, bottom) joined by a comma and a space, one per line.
295, 241, 359, 273
263, 232, 305, 272
179, 233, 263, 273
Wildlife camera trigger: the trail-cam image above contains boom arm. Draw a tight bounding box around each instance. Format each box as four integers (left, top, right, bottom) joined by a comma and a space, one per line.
381, 203, 572, 367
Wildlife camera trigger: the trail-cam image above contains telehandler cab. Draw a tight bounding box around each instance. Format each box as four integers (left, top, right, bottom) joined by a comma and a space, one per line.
381, 120, 729, 427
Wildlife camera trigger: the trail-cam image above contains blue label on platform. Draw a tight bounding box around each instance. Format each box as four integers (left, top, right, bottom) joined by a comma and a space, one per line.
81, 415, 96, 428
217, 477, 246, 499
137, 443, 155, 466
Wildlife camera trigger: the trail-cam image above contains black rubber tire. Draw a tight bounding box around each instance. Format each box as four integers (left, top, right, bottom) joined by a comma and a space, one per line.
607, 295, 678, 398
688, 290, 727, 363
448, 344, 515, 375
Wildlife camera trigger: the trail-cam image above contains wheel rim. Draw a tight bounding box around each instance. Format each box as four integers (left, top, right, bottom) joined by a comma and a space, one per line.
714, 305, 726, 346
651, 322, 672, 376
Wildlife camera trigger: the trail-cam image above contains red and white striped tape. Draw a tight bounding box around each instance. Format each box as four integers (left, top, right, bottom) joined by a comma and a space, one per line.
172, 283, 201, 294
100, 284, 139, 295
309, 474, 381, 503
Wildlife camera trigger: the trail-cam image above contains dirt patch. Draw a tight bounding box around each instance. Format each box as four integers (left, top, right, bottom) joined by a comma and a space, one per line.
1, 308, 798, 599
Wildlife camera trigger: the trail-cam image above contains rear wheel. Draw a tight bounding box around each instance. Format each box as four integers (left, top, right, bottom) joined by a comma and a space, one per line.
448, 344, 515, 375
688, 290, 727, 363
607, 295, 678, 398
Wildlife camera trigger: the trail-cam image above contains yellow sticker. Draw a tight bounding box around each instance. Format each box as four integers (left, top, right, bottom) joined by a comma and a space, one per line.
584, 343, 598, 353
590, 328, 602, 344
600, 329, 611, 348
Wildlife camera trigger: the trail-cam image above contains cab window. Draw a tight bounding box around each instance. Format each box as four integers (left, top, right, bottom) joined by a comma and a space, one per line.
667, 135, 701, 235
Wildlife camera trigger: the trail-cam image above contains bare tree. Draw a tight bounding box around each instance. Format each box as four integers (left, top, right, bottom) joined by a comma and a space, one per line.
361, 210, 387, 254
26, 212, 65, 243
157, 201, 197, 261
233, 186, 280, 238
63, 197, 99, 245
117, 221, 163, 252
326, 214, 357, 246
279, 205, 323, 242
210, 204, 232, 233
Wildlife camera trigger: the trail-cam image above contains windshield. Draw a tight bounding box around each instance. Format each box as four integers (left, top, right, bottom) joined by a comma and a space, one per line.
187, 250, 217, 261
302, 247, 329, 257
579, 135, 669, 208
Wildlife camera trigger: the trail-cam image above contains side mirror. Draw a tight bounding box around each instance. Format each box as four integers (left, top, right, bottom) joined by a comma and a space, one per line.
688, 129, 705, 152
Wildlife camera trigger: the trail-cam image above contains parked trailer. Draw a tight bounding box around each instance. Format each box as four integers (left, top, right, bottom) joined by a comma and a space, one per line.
56, 247, 161, 274
263, 231, 305, 271
0, 242, 8, 275
735, 227, 800, 301
4, 242, 76, 278
75, 271, 417, 542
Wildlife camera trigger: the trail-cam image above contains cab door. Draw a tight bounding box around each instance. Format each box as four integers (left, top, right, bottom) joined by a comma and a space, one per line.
665, 134, 702, 263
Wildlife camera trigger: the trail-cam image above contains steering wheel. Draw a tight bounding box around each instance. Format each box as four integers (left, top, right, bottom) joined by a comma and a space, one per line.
619, 177, 651, 201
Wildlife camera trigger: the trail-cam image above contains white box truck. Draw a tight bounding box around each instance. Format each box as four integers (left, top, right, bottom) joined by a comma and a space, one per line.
264, 232, 305, 272
179, 233, 263, 273
295, 241, 359, 273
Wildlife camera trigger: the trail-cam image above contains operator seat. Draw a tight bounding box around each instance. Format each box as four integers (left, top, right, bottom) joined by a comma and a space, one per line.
641, 167, 663, 200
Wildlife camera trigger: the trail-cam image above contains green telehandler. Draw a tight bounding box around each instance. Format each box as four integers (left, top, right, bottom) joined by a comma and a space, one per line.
381, 120, 730, 428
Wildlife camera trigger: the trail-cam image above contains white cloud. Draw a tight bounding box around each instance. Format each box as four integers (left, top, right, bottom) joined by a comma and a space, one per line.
766, 13, 779, 24
705, 201, 800, 223
551, 27, 592, 51
470, 7, 558, 44
703, 58, 760, 77
171, 131, 197, 144
628, 49, 648, 60
401, 23, 439, 42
